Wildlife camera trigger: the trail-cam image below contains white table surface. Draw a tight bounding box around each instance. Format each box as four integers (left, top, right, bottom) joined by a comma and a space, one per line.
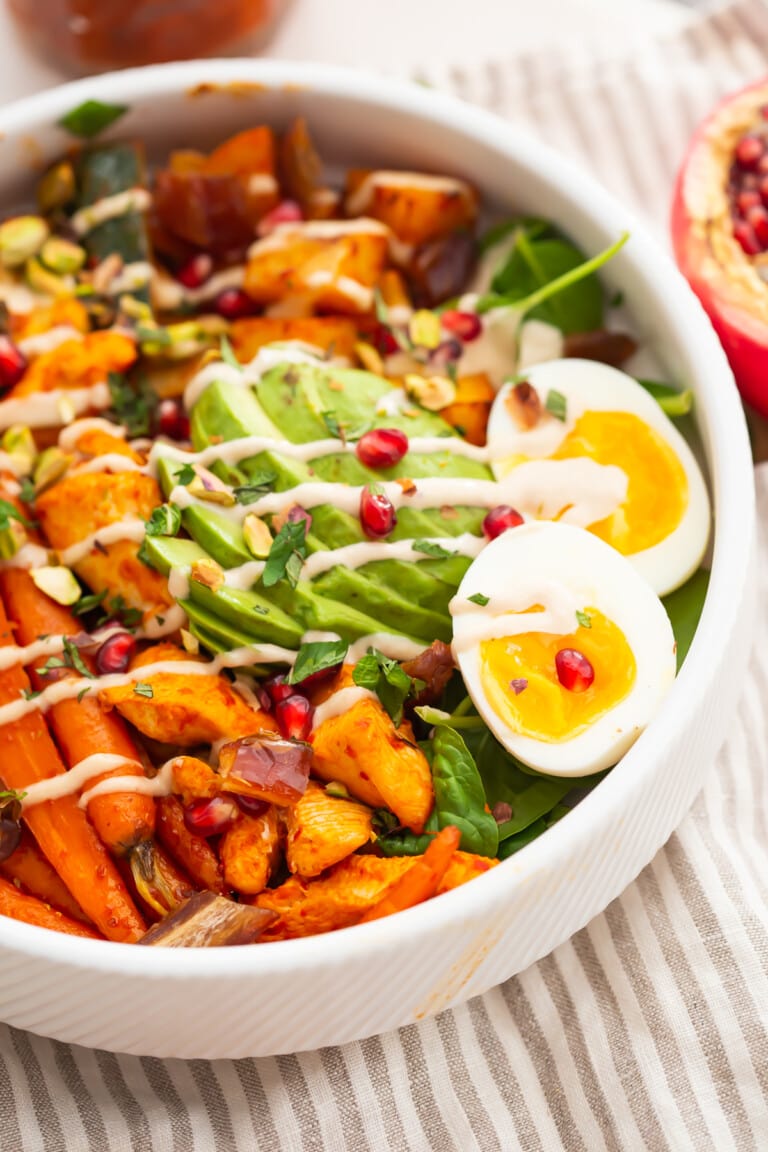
0, 0, 696, 104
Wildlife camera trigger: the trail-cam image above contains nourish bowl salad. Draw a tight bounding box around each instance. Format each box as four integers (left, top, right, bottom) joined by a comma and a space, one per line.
0, 102, 710, 948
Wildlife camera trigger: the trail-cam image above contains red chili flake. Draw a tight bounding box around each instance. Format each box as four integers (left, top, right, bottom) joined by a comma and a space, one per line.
509, 678, 528, 695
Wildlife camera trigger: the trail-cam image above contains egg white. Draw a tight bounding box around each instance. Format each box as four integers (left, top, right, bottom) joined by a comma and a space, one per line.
485, 359, 711, 596
451, 520, 677, 776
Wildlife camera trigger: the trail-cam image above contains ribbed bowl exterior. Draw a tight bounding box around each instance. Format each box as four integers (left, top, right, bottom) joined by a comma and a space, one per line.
0, 60, 755, 1059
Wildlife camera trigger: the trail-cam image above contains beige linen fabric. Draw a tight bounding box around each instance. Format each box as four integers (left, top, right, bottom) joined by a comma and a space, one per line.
2, 2, 768, 1148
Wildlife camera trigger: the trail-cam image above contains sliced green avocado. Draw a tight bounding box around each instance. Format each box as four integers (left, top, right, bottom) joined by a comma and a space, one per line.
187, 582, 303, 648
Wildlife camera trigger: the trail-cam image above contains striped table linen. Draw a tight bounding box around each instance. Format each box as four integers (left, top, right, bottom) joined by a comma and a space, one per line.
4, 2, 768, 1148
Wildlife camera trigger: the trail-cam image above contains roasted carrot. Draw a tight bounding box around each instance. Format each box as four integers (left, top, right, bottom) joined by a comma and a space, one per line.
155, 796, 227, 895
0, 567, 156, 853
0, 875, 101, 940
0, 827, 92, 925
0, 598, 145, 941
357, 825, 461, 924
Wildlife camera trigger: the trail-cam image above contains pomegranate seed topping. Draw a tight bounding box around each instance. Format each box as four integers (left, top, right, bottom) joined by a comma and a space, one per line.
555, 648, 595, 692
482, 505, 524, 540
0, 336, 27, 393
734, 221, 761, 256
758, 177, 768, 207
214, 288, 257, 320
356, 428, 409, 469
736, 189, 761, 215
360, 485, 397, 537
275, 694, 314, 741
264, 673, 298, 706
440, 309, 482, 342
293, 662, 343, 693
157, 398, 191, 441
371, 323, 400, 356
257, 199, 303, 236
183, 795, 239, 837
233, 794, 270, 818
735, 134, 764, 170
748, 205, 768, 246
95, 631, 136, 675
176, 252, 213, 289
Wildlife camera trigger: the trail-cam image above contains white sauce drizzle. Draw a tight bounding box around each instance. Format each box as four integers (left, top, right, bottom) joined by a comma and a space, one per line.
18, 326, 84, 357
58, 417, 127, 452
57, 517, 147, 568
301, 534, 484, 580
72, 453, 143, 476
79, 758, 176, 809
311, 686, 377, 729
0, 382, 111, 432
70, 188, 152, 237
151, 265, 246, 313
2, 542, 49, 570
109, 261, 154, 295
344, 171, 472, 217
20, 754, 143, 809
449, 580, 582, 654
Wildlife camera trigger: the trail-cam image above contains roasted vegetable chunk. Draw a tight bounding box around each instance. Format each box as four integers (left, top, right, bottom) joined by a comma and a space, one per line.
311, 697, 434, 832
284, 781, 373, 878
11, 331, 137, 396
220, 807, 281, 896
344, 169, 478, 247
100, 643, 277, 746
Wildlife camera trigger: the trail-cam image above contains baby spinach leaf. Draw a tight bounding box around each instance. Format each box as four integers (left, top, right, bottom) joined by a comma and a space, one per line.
662, 567, 710, 671
490, 232, 604, 333
637, 379, 694, 418
430, 723, 499, 856
497, 804, 569, 860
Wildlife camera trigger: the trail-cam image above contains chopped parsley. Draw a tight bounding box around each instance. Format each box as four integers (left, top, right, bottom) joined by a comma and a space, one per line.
107, 371, 157, 437
352, 648, 424, 727
145, 503, 182, 538
288, 638, 348, 686
0, 499, 33, 533
72, 590, 108, 617
174, 463, 197, 486
468, 592, 490, 607
133, 682, 154, 699
575, 610, 592, 629
262, 519, 308, 589
233, 471, 278, 505
545, 389, 568, 422
412, 539, 456, 560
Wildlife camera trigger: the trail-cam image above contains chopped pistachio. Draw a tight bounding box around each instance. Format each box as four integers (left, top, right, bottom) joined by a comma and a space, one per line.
0, 216, 49, 269
2, 425, 37, 477
354, 340, 384, 375
190, 557, 224, 592
25, 257, 73, 299
37, 160, 76, 214
242, 514, 273, 559
324, 781, 351, 799
404, 372, 456, 411
180, 628, 200, 655
40, 237, 86, 275
0, 518, 27, 560
187, 470, 236, 507
33, 446, 70, 494
30, 565, 81, 606
408, 308, 442, 350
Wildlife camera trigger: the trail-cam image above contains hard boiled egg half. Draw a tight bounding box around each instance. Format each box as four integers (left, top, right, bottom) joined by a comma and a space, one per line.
451, 520, 677, 776
486, 359, 710, 596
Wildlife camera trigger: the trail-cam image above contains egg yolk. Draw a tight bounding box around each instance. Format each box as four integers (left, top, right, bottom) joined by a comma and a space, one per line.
551, 411, 688, 554
480, 607, 636, 742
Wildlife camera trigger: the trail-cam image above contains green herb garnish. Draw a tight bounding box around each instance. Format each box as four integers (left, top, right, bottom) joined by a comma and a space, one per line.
352, 648, 423, 727
63, 637, 95, 679
58, 99, 128, 139
133, 682, 154, 699
468, 592, 490, 607
262, 519, 308, 589
575, 610, 592, 629
220, 335, 242, 371
545, 389, 567, 422
233, 471, 278, 505
288, 638, 349, 686
0, 499, 33, 533
107, 372, 156, 438
412, 539, 456, 560
174, 463, 196, 487
145, 503, 182, 538
72, 590, 108, 617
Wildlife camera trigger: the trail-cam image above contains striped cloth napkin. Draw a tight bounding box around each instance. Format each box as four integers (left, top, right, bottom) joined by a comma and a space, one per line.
4, 3, 768, 1149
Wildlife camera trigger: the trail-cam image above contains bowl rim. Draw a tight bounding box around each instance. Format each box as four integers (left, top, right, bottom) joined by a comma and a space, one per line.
0, 56, 755, 979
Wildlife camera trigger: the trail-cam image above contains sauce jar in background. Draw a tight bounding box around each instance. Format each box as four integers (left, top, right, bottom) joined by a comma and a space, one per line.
5, 0, 287, 74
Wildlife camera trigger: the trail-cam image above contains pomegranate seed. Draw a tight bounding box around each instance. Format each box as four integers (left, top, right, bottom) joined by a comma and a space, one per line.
233, 794, 270, 819
293, 662, 343, 693
360, 485, 397, 537
157, 398, 191, 441
555, 648, 595, 692
735, 134, 764, 170
482, 505, 524, 540
429, 338, 463, 371
275, 694, 314, 741
748, 205, 768, 247
758, 177, 768, 207
736, 189, 761, 215
95, 631, 136, 675
183, 795, 239, 837
176, 252, 213, 289
264, 673, 298, 706
356, 428, 409, 469
371, 323, 400, 356
440, 309, 482, 342
734, 221, 761, 256
0, 336, 27, 393
214, 288, 257, 320
257, 199, 303, 236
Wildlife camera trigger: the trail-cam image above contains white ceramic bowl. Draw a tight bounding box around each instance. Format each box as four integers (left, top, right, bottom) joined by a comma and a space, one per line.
0, 60, 756, 1059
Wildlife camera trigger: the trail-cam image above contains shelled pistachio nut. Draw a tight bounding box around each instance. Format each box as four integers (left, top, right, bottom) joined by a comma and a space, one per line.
30, 565, 81, 606
0, 216, 50, 268
26, 256, 74, 299
37, 160, 76, 214
40, 237, 86, 275
33, 446, 71, 493
2, 425, 37, 477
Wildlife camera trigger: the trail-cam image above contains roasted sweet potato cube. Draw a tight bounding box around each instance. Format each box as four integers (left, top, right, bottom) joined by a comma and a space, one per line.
71, 428, 143, 463
100, 643, 277, 747
229, 316, 358, 362
35, 471, 172, 618
204, 126, 277, 180
220, 806, 282, 896
311, 698, 433, 832
170, 755, 220, 804
11, 332, 137, 397
244, 222, 390, 314
255, 851, 497, 940
344, 169, 478, 248
12, 297, 90, 340
440, 372, 495, 446
284, 781, 373, 878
